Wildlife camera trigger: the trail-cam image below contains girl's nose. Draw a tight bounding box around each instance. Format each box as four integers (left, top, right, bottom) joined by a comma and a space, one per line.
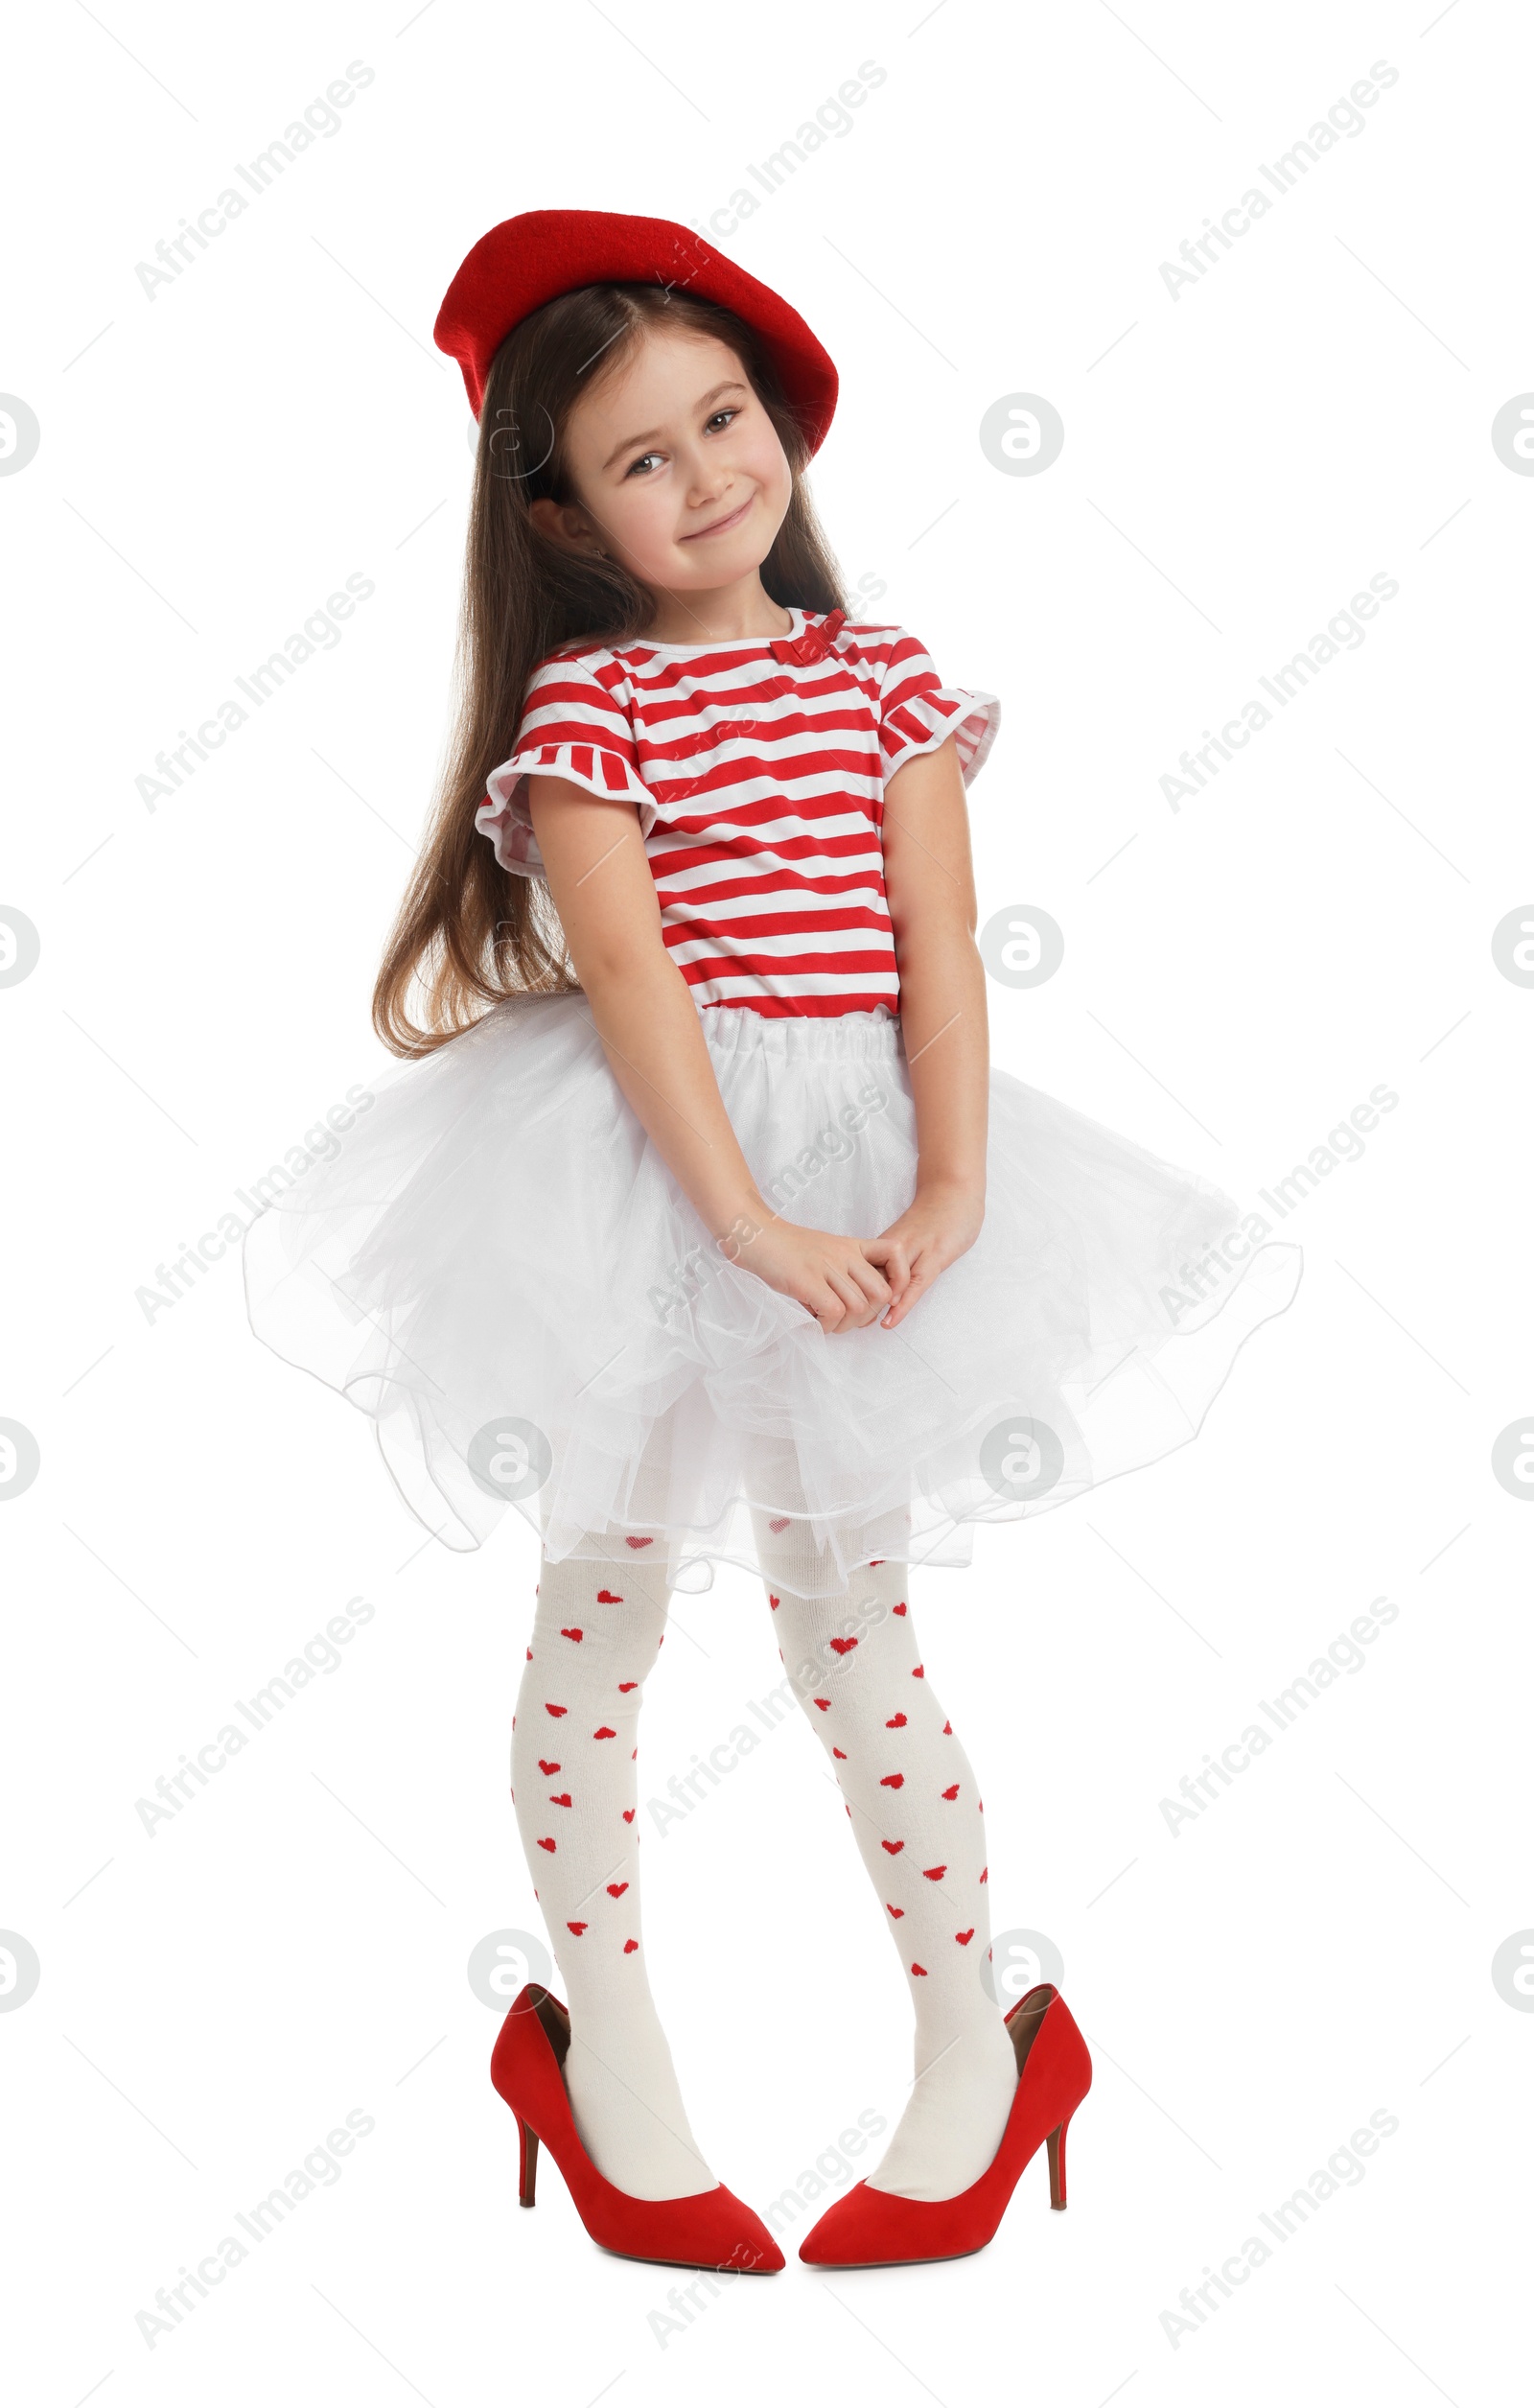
684, 472, 730, 509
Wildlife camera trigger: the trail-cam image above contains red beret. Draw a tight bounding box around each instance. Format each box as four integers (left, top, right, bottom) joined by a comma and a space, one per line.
433, 208, 838, 455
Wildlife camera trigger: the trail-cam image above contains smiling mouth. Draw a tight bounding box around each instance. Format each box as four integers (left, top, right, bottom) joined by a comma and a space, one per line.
681, 494, 755, 541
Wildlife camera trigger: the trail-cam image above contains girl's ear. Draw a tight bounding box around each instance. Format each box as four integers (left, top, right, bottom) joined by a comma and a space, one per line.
528, 495, 607, 559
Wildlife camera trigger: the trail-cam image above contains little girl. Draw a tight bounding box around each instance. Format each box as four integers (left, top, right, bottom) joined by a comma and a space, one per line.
244, 208, 1301, 2274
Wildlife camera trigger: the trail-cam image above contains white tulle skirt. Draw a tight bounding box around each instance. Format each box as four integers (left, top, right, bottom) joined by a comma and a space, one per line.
242, 991, 1302, 1598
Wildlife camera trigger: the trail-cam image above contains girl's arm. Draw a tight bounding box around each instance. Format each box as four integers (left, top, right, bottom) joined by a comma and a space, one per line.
524, 774, 895, 1331
864, 734, 989, 1330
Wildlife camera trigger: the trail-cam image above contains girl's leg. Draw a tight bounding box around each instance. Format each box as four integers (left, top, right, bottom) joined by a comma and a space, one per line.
761, 1549, 1017, 2200
511, 1540, 716, 2200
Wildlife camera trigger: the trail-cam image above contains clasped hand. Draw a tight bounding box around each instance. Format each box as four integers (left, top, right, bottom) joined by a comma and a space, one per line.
721, 1179, 984, 1333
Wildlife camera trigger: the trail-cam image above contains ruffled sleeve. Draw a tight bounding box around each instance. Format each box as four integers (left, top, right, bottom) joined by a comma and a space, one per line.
877, 630, 1000, 786
477, 651, 651, 879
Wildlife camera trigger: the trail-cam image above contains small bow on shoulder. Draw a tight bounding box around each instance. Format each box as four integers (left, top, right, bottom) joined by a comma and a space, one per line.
770, 607, 847, 666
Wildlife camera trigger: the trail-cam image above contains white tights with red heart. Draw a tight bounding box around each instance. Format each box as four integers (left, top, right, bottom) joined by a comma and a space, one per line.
511, 1546, 718, 2201
766, 1555, 1018, 2201
512, 1546, 1016, 2205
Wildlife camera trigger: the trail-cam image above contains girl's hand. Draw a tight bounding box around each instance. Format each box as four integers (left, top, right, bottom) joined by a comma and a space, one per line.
859, 1178, 986, 1331
730, 1218, 895, 1333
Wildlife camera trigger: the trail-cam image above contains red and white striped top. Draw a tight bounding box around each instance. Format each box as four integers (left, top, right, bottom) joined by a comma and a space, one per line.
478, 608, 1000, 1019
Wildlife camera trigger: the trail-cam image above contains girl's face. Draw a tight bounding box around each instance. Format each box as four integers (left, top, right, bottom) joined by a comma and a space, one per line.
533, 323, 793, 601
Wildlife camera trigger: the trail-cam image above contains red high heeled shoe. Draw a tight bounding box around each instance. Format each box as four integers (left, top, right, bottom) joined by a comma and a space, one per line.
798, 1982, 1091, 2267
492, 1982, 785, 2274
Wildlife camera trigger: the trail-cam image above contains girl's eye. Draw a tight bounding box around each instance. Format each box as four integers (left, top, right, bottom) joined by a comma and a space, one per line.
624, 409, 738, 475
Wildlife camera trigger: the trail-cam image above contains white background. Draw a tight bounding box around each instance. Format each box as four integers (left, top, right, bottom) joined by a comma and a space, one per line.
3, 1, 1529, 2401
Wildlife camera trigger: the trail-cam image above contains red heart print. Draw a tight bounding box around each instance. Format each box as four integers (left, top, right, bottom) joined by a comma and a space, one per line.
538, 1760, 561, 1776
911, 1963, 928, 1977
885, 1713, 907, 1728
607, 1882, 629, 1897
922, 1864, 946, 1881
525, 1647, 533, 1660
537, 1837, 556, 1853
593, 1726, 616, 1739
882, 1839, 904, 1855
887, 1904, 904, 1918
980, 1866, 988, 1882
912, 1664, 924, 1677
549, 1793, 572, 1808
813, 1697, 830, 1712
597, 1589, 622, 1602
568, 1921, 587, 1934
625, 1536, 653, 1550
832, 1746, 847, 1760
892, 1601, 907, 1616
942, 1720, 952, 1735
561, 1626, 584, 1642
955, 1929, 975, 1945
622, 1809, 636, 1823
623, 1938, 639, 1952
769, 1516, 790, 1532
870, 1558, 884, 1568
846, 1804, 851, 1817
545, 1703, 568, 1718
829, 1636, 858, 1655
880, 1773, 904, 1788
769, 1594, 779, 1610
941, 1784, 961, 1800
617, 1681, 639, 1693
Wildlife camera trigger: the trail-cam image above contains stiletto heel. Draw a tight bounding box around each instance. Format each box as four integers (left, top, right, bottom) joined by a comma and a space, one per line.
517, 2114, 539, 2208
1047, 2116, 1069, 2209
798, 1983, 1092, 2267
493, 1982, 784, 2273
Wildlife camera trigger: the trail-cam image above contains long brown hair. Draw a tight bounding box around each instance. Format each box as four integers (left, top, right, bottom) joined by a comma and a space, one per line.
372, 283, 848, 1056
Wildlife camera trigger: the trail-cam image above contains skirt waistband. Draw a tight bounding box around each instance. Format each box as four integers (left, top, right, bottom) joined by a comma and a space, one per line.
694, 1001, 903, 1062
